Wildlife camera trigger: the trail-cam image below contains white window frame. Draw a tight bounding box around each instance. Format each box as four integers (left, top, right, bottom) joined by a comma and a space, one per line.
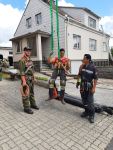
16, 40, 22, 53
88, 17, 96, 29
26, 17, 32, 28
73, 34, 81, 50
103, 42, 107, 52
27, 37, 37, 56
9, 51, 13, 55
35, 13, 42, 25
89, 38, 97, 51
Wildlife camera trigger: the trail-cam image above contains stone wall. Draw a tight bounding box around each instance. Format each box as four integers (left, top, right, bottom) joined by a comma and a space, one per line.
14, 61, 113, 79
97, 66, 113, 79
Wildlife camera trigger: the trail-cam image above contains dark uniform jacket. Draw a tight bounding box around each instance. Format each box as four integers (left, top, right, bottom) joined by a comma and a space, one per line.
79, 62, 98, 91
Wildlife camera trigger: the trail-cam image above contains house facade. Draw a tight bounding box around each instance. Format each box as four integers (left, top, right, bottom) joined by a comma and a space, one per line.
0, 47, 13, 66
11, 0, 110, 74
0, 47, 13, 59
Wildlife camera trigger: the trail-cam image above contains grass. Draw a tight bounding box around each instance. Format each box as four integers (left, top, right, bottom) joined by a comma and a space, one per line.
36, 76, 48, 81
1, 73, 48, 81
0, 73, 11, 79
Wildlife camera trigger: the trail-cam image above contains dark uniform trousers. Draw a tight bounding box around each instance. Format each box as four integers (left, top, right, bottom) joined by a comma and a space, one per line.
79, 62, 97, 118
81, 91, 95, 117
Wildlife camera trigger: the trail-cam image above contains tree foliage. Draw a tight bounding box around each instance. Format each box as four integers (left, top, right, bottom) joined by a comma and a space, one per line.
111, 47, 113, 56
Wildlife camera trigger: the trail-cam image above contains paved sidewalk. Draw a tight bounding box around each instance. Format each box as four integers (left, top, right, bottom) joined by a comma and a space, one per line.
106, 138, 113, 150
0, 79, 113, 150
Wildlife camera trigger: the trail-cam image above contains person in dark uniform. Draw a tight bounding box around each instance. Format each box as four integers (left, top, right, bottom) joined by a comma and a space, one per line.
19, 47, 39, 114
76, 54, 98, 123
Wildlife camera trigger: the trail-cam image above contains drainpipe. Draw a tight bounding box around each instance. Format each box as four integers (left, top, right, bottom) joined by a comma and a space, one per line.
65, 15, 69, 58
101, 25, 113, 65
65, 15, 71, 73
109, 36, 113, 61
36, 34, 42, 71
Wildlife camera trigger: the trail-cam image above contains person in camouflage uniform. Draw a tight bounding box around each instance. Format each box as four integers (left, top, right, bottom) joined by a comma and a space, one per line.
19, 47, 39, 114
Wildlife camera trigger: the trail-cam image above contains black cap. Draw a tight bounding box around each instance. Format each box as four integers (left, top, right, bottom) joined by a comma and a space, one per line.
60, 48, 65, 52
84, 54, 91, 61
24, 47, 32, 51
0, 54, 3, 60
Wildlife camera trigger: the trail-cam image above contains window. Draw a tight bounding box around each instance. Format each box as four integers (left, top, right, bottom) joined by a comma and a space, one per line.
27, 36, 37, 56
35, 13, 42, 25
89, 38, 96, 51
26, 17, 32, 28
9, 51, 13, 55
73, 34, 81, 50
88, 17, 96, 29
103, 42, 107, 52
16, 41, 22, 53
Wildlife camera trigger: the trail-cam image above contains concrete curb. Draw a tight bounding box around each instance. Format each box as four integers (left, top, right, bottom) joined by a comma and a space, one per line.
34, 80, 48, 89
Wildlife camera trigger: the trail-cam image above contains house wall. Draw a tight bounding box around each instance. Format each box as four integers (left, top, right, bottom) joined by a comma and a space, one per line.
67, 22, 109, 60
13, 37, 40, 62
41, 37, 50, 61
0, 49, 13, 59
13, 0, 65, 63
84, 11, 100, 31
12, 40, 26, 62
60, 7, 85, 24
12, 0, 110, 75
60, 7, 100, 31
66, 22, 109, 74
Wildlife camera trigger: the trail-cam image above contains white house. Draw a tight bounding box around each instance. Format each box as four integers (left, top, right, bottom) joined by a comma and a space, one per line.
10, 0, 110, 74
0, 47, 13, 66
0, 47, 13, 59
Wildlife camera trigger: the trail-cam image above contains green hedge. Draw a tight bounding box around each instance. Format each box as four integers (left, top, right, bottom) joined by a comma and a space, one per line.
36, 76, 48, 81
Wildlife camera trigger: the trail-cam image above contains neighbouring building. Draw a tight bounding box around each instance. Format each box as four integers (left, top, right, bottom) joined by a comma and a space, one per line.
0, 47, 13, 66
10, 0, 110, 74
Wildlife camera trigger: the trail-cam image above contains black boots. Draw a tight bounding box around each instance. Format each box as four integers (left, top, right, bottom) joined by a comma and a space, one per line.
61, 99, 65, 105
31, 105, 39, 110
59, 90, 65, 105
24, 105, 39, 114
49, 88, 54, 98
81, 112, 88, 118
81, 112, 94, 123
24, 108, 33, 114
88, 116, 94, 123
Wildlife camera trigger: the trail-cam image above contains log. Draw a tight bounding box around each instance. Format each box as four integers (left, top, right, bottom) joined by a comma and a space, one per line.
64, 93, 113, 115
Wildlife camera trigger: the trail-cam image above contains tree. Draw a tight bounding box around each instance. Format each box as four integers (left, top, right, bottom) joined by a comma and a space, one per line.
111, 47, 113, 56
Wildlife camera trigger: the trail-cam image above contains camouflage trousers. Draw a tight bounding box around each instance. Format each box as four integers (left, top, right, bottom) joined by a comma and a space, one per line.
22, 79, 36, 109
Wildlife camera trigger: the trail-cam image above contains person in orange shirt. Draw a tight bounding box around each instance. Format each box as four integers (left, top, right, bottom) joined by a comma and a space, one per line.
47, 48, 70, 104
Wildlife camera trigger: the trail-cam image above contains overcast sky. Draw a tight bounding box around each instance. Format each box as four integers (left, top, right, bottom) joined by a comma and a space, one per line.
0, 0, 113, 47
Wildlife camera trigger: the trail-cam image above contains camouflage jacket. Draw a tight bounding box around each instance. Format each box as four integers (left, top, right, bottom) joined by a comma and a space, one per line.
19, 55, 34, 77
